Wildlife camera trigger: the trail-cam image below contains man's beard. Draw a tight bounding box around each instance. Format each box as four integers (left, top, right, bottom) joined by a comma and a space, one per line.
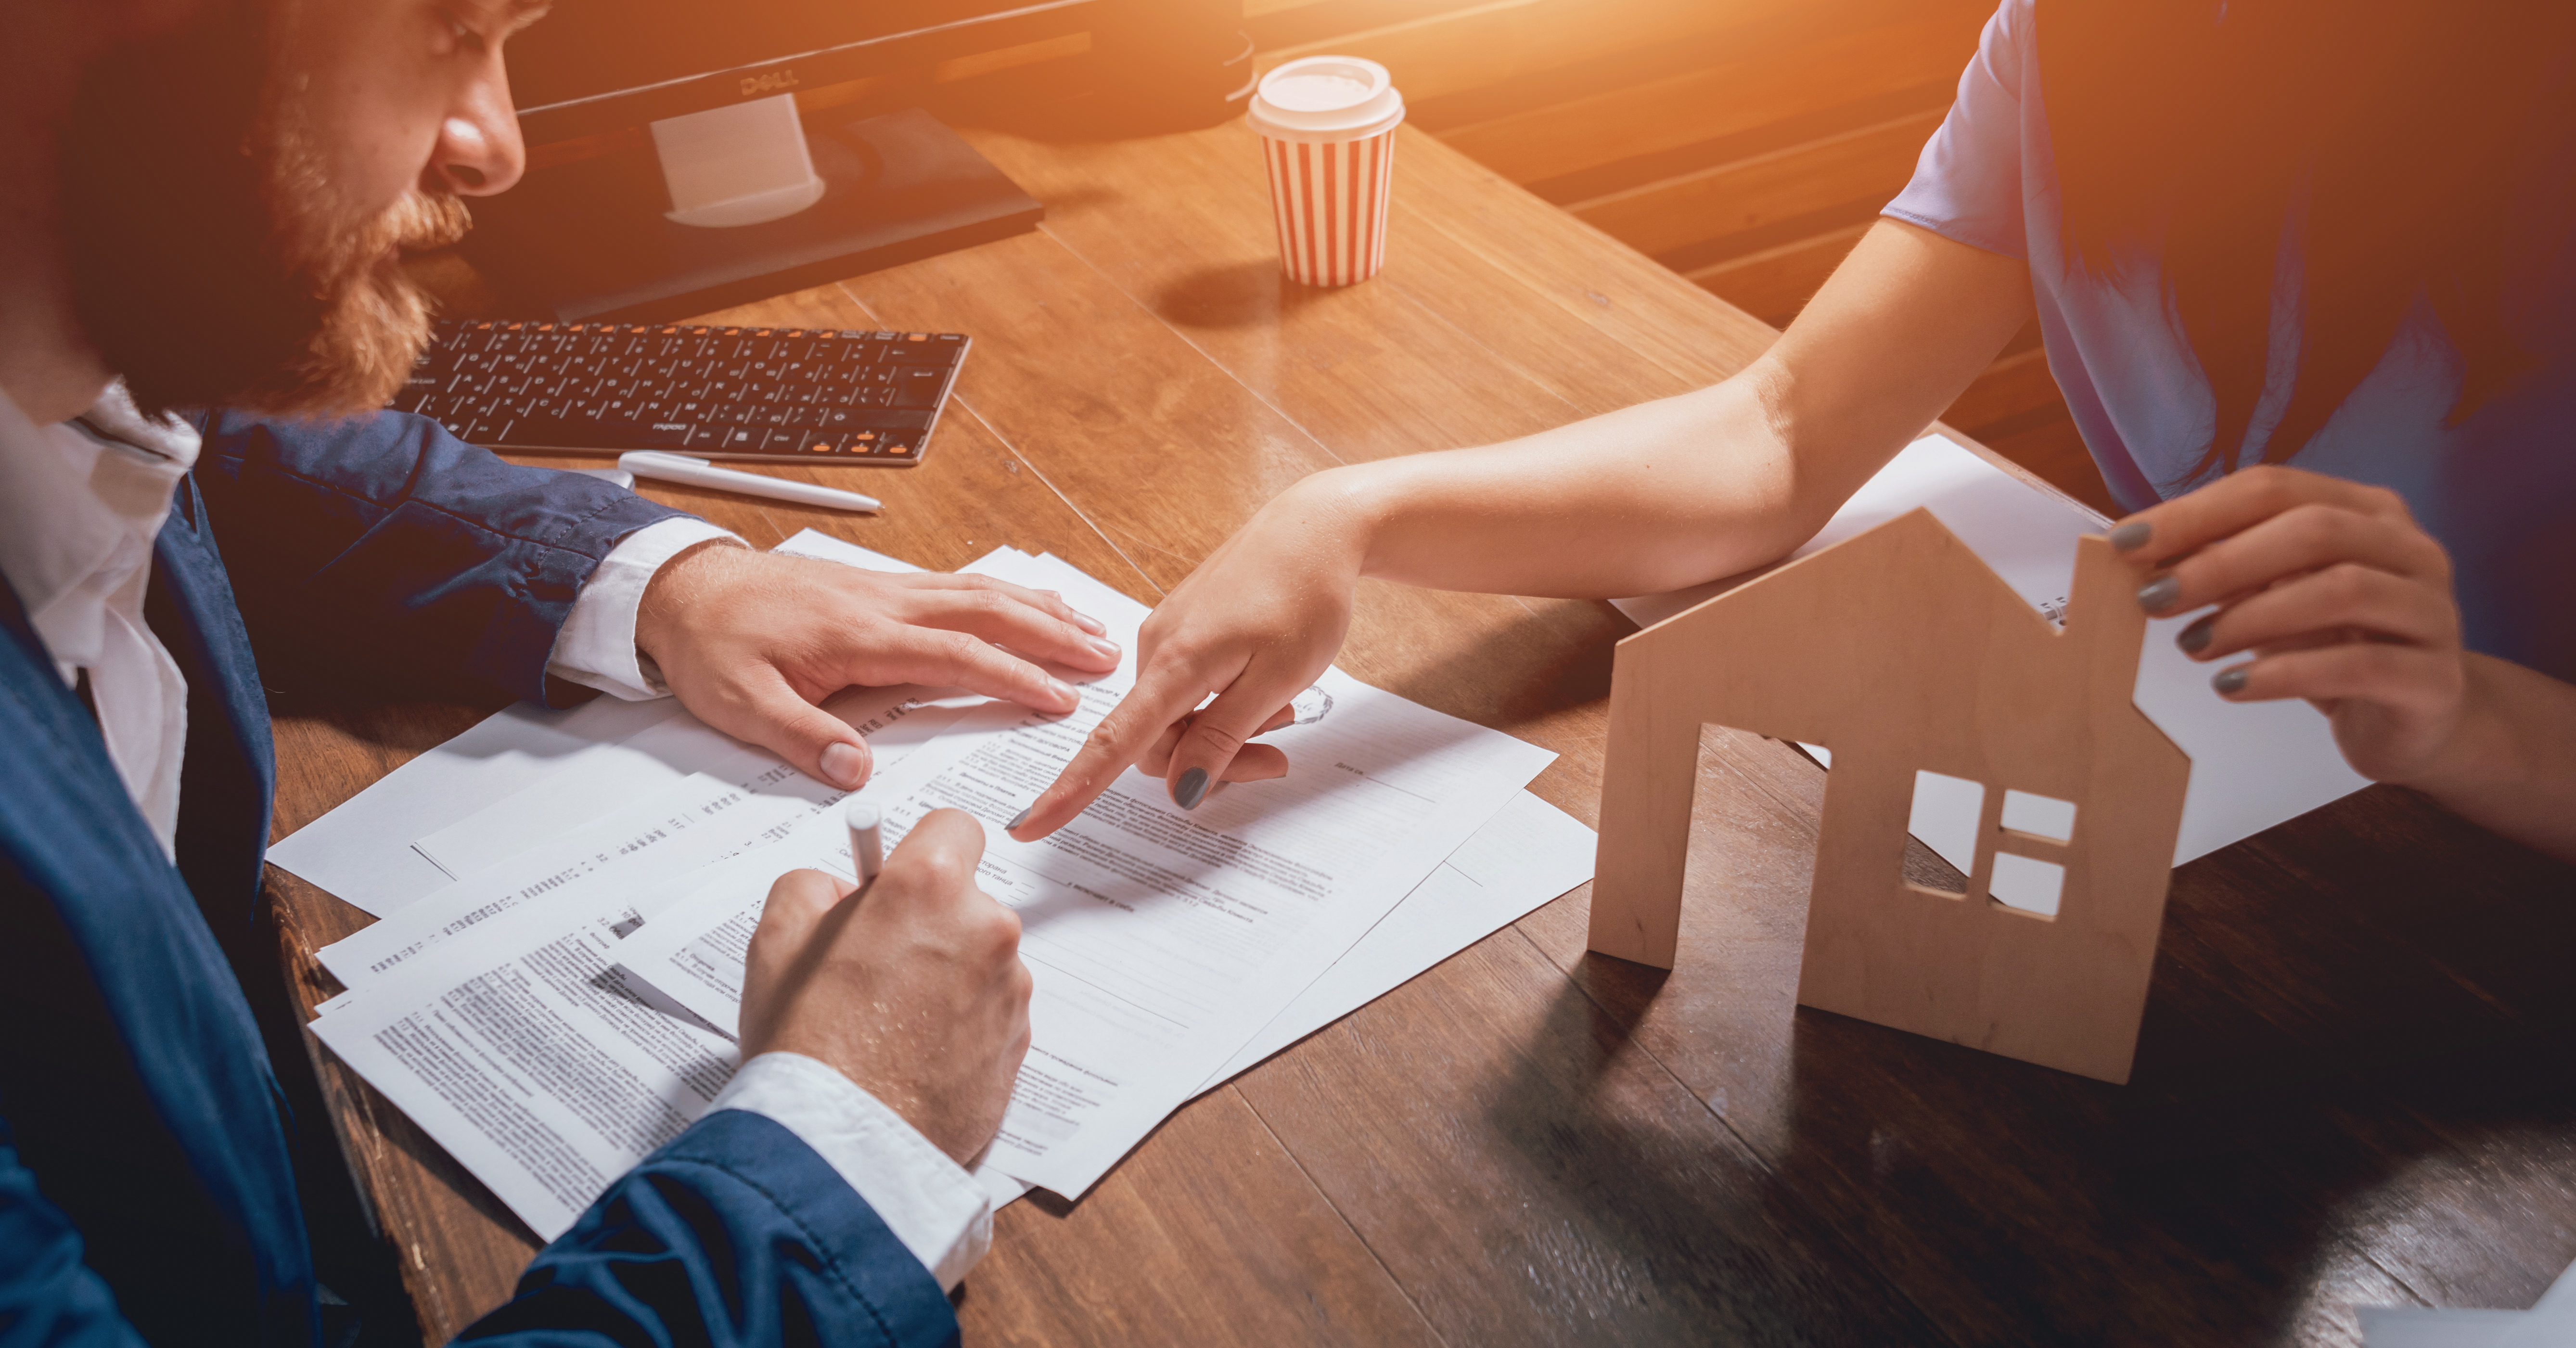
58, 2, 472, 421
256, 111, 474, 417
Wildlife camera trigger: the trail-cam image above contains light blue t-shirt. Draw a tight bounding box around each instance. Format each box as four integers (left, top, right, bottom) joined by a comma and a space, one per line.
1884, 0, 2576, 681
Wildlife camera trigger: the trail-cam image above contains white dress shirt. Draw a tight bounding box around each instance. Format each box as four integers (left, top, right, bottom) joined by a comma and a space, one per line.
0, 385, 988, 1290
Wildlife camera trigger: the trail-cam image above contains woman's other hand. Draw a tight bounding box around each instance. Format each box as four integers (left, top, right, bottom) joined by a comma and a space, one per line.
2117, 464, 2576, 859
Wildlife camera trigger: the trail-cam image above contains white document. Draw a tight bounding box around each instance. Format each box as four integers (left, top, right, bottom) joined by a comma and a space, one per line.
319, 692, 967, 991
322, 772, 784, 990
619, 549, 1556, 1197
310, 881, 741, 1240
266, 536, 959, 916
618, 785, 1591, 1213
1612, 434, 2369, 865
308, 873, 1025, 1240
268, 696, 687, 916
410, 682, 959, 883
1196, 788, 1596, 1090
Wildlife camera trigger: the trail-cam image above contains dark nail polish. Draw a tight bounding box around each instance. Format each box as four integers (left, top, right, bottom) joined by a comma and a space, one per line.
2212, 667, 2250, 695
1006, 809, 1029, 831
1174, 767, 1210, 810
2137, 575, 2181, 613
2108, 521, 2153, 552
2177, 614, 2216, 655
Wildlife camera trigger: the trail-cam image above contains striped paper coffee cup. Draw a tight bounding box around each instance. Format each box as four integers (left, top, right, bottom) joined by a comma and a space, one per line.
1248, 57, 1406, 289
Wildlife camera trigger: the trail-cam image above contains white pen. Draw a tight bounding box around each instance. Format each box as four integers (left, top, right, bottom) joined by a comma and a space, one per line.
845, 801, 885, 892
618, 450, 881, 514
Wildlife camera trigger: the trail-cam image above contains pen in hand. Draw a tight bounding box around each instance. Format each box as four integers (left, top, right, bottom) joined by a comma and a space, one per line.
846, 801, 885, 894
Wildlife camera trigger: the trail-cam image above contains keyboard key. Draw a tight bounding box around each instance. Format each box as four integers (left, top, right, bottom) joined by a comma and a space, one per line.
891, 368, 947, 409
487, 416, 693, 450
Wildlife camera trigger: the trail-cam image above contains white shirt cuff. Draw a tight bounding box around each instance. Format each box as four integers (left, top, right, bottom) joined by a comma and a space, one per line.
710, 1051, 993, 1292
546, 517, 742, 701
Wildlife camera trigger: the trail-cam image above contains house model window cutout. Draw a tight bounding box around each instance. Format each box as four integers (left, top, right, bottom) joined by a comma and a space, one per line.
1589, 507, 2192, 1084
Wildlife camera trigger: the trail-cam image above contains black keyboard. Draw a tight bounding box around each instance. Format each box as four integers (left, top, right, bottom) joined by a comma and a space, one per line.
394, 319, 970, 465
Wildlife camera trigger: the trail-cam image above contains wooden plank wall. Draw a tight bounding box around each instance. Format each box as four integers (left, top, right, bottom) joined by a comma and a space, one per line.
1247, 0, 2113, 513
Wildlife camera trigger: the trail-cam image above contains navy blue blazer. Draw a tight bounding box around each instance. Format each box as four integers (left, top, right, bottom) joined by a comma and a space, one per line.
0, 411, 959, 1347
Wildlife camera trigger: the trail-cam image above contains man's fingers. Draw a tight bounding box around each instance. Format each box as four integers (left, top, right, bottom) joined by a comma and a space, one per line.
756, 868, 855, 942
897, 584, 1122, 674
713, 670, 876, 791
894, 573, 1111, 638
883, 808, 1023, 958
2179, 563, 2458, 664
2111, 463, 2417, 569
880, 807, 992, 907
2137, 502, 2450, 617
740, 867, 858, 1039
1011, 664, 1218, 840
874, 629, 1086, 717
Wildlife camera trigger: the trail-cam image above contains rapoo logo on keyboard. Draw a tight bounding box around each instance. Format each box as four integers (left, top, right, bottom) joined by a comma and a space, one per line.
741, 68, 800, 98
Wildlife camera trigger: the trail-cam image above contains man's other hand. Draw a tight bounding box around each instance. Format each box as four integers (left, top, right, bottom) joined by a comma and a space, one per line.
636, 546, 1122, 790
736, 810, 1032, 1165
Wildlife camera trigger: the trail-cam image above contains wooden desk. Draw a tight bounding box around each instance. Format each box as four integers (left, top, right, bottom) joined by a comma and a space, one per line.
265, 121, 2576, 1346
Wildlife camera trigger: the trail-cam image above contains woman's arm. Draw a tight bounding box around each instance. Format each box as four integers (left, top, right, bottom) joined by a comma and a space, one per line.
1320, 218, 2032, 598
1013, 219, 2033, 837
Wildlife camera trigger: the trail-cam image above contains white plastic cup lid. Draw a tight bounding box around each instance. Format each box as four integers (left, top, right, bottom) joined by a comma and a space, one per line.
1247, 55, 1405, 143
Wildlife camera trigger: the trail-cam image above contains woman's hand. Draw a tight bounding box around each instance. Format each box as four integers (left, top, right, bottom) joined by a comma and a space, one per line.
2120, 465, 2469, 781
2117, 465, 2576, 859
1008, 474, 1372, 839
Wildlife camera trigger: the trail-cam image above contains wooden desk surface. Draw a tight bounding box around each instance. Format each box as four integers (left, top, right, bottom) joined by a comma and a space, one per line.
264, 121, 2576, 1346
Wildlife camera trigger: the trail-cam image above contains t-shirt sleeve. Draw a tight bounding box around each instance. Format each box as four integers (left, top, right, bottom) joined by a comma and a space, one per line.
1883, 0, 2033, 261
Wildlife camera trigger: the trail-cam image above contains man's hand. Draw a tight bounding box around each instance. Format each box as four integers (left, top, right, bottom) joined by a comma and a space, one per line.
1008, 483, 1366, 840
736, 809, 1032, 1165
636, 545, 1122, 790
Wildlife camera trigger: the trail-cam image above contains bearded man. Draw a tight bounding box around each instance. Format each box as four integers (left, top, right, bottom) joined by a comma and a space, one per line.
0, 1, 1108, 1343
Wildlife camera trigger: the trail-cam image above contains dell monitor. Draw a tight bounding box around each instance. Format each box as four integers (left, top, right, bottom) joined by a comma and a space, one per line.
468, 0, 1251, 321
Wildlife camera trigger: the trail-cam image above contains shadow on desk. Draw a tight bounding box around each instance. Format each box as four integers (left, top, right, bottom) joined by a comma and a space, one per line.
1543, 775, 2576, 1343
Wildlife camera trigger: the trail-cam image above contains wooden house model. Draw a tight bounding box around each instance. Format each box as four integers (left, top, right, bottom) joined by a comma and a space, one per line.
1590, 508, 2192, 1083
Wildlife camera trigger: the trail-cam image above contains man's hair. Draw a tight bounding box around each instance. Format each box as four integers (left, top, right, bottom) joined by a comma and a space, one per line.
57, 0, 466, 419
2041, 0, 2576, 485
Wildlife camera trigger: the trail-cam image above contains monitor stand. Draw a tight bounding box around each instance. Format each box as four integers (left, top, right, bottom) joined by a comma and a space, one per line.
459, 100, 1044, 323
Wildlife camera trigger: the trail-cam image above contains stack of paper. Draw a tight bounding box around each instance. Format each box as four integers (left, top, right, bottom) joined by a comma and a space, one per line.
279, 533, 1596, 1238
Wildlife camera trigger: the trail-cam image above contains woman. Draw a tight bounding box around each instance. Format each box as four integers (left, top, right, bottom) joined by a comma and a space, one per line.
1017, 0, 2576, 861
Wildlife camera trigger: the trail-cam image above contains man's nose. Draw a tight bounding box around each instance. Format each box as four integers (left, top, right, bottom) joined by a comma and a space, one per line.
429, 76, 524, 196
